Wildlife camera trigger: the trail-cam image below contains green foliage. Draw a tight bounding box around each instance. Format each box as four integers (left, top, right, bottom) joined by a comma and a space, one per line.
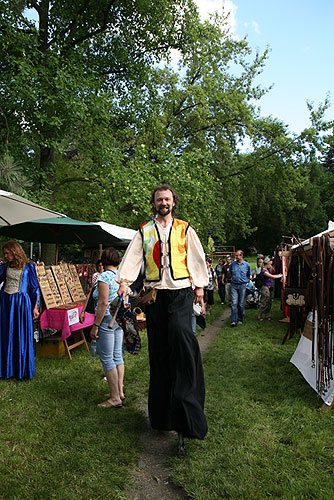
0, 153, 32, 193
207, 236, 215, 255
228, 106, 334, 253
1, 1, 334, 254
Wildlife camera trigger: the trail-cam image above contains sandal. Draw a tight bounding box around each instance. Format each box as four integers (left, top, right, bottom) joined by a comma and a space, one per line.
266, 317, 272, 321
258, 318, 264, 322
97, 400, 122, 408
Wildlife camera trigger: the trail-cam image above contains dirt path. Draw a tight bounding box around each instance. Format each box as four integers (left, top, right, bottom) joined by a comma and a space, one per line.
125, 308, 231, 500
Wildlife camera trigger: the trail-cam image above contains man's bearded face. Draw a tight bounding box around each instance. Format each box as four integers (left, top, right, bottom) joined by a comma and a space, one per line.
154, 190, 174, 217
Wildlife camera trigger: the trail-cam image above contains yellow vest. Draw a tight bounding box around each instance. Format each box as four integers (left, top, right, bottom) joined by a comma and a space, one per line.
140, 218, 190, 281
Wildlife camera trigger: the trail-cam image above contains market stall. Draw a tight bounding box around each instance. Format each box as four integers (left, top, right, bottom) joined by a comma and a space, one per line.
0, 215, 138, 359
36, 262, 93, 359
280, 222, 334, 406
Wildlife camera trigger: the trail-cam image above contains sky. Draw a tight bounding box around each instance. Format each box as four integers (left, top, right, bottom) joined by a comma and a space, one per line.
194, 0, 334, 135
25, 1, 333, 136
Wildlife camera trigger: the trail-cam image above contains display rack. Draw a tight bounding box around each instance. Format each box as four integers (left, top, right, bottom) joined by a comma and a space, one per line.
36, 262, 86, 309
36, 262, 92, 360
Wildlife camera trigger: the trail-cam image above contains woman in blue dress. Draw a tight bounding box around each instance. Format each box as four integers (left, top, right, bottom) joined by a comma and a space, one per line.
0, 241, 39, 380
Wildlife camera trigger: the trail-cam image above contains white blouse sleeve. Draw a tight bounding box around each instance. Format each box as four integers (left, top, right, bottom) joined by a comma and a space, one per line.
115, 231, 144, 285
186, 227, 209, 288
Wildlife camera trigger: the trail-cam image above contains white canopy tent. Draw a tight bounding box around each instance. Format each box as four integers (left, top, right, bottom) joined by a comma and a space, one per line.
94, 221, 137, 245
291, 221, 334, 250
0, 190, 65, 226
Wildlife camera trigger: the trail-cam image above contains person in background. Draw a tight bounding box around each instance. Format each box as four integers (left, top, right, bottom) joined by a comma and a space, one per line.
92, 259, 104, 286
0, 241, 39, 380
215, 257, 225, 304
257, 258, 283, 321
204, 258, 218, 315
191, 285, 206, 334
90, 247, 124, 408
80, 258, 104, 323
116, 184, 208, 457
222, 255, 232, 306
252, 257, 263, 280
229, 250, 251, 327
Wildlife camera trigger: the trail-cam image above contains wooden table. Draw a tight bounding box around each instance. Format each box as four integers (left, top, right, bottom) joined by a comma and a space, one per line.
40, 301, 94, 360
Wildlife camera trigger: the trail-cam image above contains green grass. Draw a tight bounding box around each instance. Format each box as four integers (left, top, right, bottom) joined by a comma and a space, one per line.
0, 336, 150, 500
2, 289, 334, 499
170, 299, 334, 500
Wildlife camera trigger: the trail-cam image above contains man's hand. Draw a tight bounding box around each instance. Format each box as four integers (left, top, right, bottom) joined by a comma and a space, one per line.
194, 287, 204, 303
117, 283, 128, 301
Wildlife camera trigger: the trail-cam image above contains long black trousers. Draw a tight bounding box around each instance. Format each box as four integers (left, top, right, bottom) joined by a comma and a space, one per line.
146, 287, 208, 440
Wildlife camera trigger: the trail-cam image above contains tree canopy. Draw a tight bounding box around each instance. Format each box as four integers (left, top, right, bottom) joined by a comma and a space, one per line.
1, 1, 333, 254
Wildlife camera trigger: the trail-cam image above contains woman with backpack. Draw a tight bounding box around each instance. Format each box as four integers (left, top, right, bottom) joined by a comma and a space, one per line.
257, 258, 283, 322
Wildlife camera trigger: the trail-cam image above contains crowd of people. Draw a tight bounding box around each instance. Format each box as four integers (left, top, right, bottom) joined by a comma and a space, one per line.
203, 252, 282, 327
0, 184, 283, 457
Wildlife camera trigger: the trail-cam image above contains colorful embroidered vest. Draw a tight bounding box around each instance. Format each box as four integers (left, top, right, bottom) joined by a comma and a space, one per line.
140, 218, 190, 281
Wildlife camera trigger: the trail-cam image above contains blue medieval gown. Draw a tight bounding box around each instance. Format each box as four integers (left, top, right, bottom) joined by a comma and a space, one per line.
0, 263, 39, 380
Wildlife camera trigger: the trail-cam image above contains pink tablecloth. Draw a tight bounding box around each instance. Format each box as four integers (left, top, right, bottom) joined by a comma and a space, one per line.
40, 302, 95, 340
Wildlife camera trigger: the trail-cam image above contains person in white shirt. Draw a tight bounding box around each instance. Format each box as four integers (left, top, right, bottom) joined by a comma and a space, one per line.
117, 185, 208, 456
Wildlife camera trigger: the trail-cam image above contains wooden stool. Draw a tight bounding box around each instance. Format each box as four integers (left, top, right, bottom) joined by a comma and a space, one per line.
63, 329, 89, 360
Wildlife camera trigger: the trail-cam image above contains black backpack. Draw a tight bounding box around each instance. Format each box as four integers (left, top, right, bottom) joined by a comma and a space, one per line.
255, 272, 265, 289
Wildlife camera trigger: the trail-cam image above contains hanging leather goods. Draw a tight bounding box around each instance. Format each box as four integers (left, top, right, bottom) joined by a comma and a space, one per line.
311, 241, 317, 369
319, 237, 325, 393
311, 235, 334, 395
325, 238, 333, 385
312, 237, 323, 392
331, 254, 334, 376
284, 289, 307, 307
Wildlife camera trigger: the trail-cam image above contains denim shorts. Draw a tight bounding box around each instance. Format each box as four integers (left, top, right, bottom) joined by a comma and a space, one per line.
97, 317, 124, 372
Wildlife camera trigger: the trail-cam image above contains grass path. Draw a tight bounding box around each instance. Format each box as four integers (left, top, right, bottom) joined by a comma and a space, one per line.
125, 307, 231, 500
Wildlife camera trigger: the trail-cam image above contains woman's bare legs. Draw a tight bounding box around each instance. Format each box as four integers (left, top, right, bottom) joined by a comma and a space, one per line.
117, 363, 125, 399
100, 368, 122, 407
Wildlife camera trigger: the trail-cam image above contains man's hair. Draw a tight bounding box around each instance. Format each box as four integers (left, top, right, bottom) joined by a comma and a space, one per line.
101, 247, 120, 267
150, 184, 179, 216
236, 250, 244, 256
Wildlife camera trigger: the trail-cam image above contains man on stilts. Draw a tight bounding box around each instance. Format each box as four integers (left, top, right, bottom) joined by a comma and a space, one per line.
116, 184, 209, 456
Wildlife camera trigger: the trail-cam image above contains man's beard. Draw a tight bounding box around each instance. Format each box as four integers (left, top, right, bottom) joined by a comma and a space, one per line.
157, 206, 172, 216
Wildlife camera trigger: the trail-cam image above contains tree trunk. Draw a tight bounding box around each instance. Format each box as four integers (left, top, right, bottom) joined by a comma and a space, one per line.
41, 243, 56, 265
39, 144, 56, 203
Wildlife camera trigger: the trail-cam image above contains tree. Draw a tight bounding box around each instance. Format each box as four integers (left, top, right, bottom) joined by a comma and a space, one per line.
231, 102, 334, 254
91, 12, 271, 243
0, 0, 199, 205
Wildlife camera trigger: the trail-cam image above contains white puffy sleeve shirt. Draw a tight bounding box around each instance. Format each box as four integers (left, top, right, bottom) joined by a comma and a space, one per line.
116, 221, 209, 290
